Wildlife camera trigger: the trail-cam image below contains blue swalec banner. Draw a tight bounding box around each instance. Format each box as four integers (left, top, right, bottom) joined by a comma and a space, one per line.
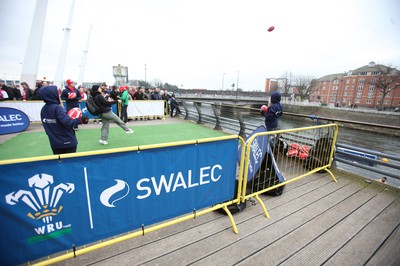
0, 107, 30, 135
238, 125, 269, 181
0, 138, 237, 265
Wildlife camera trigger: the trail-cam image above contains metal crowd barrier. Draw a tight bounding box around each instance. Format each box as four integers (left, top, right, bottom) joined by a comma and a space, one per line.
240, 124, 339, 218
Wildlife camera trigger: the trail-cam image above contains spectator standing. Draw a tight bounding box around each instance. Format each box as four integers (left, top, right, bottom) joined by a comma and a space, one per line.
78, 85, 88, 101
110, 85, 120, 101
151, 87, 162, 100
119, 86, 130, 123
0, 79, 14, 100
136, 87, 145, 100
143, 88, 151, 100
129, 86, 137, 100
39, 85, 81, 154
91, 85, 134, 145
21, 82, 34, 100
12, 85, 22, 100
169, 93, 181, 117
61, 79, 81, 130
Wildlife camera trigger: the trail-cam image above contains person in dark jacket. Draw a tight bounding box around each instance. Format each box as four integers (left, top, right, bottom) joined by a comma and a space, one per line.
39, 85, 81, 154
261, 91, 283, 131
91, 85, 134, 145
0, 79, 15, 100
21, 82, 34, 100
61, 79, 81, 130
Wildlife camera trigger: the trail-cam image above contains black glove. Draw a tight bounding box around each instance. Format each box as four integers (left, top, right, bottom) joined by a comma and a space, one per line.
81, 115, 89, 124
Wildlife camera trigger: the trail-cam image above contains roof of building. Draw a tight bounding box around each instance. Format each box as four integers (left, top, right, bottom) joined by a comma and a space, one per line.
318, 73, 345, 81
351, 61, 389, 75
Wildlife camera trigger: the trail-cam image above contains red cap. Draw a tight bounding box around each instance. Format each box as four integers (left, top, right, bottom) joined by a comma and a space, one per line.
66, 79, 74, 85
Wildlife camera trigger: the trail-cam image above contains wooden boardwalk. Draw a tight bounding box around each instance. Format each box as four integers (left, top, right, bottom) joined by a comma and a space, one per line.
48, 170, 400, 266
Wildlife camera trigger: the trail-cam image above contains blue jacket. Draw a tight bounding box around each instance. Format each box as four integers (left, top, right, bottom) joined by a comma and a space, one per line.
39, 86, 80, 150
61, 86, 82, 111
262, 92, 283, 130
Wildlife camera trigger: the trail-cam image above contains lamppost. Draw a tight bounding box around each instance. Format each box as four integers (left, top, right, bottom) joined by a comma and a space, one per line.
222, 73, 226, 91
236, 70, 240, 100
144, 64, 147, 87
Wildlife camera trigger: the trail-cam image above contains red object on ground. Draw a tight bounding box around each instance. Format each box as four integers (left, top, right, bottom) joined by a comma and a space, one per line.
287, 149, 299, 157
67, 107, 82, 120
298, 152, 309, 160
291, 143, 301, 150
268, 26, 275, 32
300, 145, 310, 154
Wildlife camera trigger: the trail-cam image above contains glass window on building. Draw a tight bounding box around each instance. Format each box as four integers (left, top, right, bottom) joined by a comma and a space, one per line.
358, 86, 363, 91
369, 86, 374, 91
366, 99, 372, 104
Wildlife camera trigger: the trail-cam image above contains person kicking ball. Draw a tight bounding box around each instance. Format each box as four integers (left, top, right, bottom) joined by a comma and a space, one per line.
91, 85, 134, 145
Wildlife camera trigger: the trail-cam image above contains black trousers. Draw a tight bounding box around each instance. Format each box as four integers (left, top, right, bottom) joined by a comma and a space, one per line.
120, 105, 128, 123
52, 146, 77, 155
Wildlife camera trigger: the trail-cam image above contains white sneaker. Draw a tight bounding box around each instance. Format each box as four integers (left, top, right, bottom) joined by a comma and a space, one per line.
126, 129, 134, 134
99, 140, 108, 145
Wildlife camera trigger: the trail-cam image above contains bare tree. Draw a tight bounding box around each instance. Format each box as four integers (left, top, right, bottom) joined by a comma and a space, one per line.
152, 78, 164, 88
293, 74, 315, 101
373, 65, 400, 109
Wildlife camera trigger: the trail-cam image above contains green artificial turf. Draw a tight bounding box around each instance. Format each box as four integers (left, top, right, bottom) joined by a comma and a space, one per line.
0, 122, 228, 160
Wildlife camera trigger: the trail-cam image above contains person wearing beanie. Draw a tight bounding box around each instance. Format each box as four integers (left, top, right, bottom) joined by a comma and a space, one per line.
39, 85, 81, 154
91, 85, 134, 145
61, 79, 82, 130
261, 91, 283, 131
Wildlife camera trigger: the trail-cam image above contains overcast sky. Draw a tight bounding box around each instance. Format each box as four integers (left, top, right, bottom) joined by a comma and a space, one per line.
1, 0, 399, 91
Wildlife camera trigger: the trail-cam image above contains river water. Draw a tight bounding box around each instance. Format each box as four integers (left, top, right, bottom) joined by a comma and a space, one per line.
183, 102, 400, 187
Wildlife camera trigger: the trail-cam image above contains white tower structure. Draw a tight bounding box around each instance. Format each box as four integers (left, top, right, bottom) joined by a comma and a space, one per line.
19, 0, 49, 89
77, 25, 93, 86
53, 0, 76, 89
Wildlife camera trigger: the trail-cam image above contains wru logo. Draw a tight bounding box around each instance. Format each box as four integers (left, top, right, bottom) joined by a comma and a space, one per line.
6, 173, 75, 224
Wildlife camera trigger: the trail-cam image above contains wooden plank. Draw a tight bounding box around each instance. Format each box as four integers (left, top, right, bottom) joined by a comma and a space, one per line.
141, 176, 351, 265
325, 194, 400, 265
234, 179, 380, 265
279, 185, 397, 265
195, 179, 368, 265
366, 219, 400, 266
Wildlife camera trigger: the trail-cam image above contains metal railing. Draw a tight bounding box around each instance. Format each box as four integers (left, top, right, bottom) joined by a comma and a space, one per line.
177, 100, 400, 184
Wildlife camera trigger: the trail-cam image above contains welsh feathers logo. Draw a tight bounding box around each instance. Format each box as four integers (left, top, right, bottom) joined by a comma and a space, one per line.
5, 173, 74, 244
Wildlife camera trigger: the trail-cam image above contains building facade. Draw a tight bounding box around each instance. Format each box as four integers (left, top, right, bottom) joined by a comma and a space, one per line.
310, 62, 400, 109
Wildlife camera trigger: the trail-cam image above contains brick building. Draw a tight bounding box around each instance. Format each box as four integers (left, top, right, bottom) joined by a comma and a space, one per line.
310, 62, 400, 109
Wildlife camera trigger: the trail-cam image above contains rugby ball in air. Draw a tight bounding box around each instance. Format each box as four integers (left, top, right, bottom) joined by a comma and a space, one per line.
268, 26, 275, 32
67, 107, 82, 119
